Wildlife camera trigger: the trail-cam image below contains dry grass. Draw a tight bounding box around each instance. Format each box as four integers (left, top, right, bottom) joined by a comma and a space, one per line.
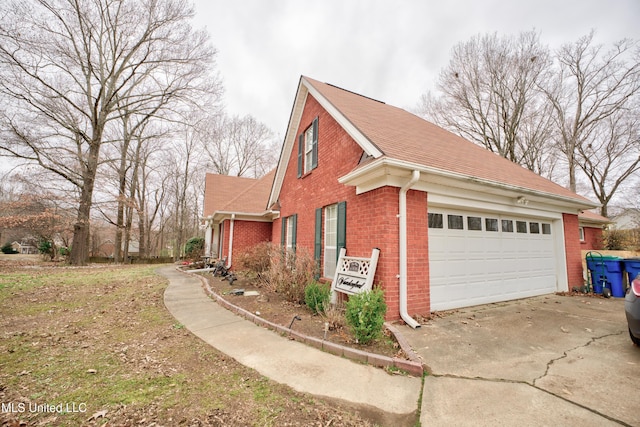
0, 260, 373, 426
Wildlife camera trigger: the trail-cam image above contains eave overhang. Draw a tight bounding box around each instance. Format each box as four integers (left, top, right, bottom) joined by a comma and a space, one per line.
202, 210, 279, 224
338, 157, 600, 213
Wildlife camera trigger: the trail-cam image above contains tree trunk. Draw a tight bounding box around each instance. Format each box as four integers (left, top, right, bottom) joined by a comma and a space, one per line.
69, 142, 100, 266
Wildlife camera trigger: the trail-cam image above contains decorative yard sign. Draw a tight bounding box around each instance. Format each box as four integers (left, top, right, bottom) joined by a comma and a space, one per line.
331, 248, 380, 296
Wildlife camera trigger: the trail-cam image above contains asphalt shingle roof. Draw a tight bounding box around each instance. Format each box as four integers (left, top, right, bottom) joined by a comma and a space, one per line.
203, 170, 275, 217
303, 76, 593, 204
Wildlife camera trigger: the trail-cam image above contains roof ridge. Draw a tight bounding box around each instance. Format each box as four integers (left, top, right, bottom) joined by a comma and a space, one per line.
324, 82, 386, 104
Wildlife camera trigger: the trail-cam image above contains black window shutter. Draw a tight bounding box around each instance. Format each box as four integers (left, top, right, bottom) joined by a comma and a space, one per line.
291, 214, 297, 253
297, 134, 303, 178
337, 201, 346, 260
311, 117, 318, 170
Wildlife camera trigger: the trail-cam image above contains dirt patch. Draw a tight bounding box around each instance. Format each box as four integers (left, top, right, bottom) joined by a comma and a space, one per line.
199, 271, 409, 362
0, 260, 377, 426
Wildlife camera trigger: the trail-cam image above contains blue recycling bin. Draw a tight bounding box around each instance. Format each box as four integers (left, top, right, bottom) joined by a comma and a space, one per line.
585, 253, 624, 297
623, 258, 640, 287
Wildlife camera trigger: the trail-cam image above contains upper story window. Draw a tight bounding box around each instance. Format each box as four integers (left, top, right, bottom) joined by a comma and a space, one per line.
298, 117, 318, 177
304, 126, 314, 174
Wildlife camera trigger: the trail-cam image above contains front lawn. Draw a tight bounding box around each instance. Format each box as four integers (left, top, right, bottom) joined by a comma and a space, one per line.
0, 261, 372, 426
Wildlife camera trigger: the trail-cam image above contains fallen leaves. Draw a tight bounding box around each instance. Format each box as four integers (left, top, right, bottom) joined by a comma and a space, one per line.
87, 409, 108, 421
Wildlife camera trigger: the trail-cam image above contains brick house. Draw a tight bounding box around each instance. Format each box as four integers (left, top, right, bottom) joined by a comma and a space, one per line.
203, 171, 276, 267
578, 210, 609, 250
203, 76, 602, 325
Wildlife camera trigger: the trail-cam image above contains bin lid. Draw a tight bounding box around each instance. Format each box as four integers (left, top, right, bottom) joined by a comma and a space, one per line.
585, 254, 622, 260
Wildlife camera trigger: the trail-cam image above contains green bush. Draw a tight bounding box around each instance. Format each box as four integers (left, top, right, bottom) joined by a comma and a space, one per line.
1, 243, 18, 254
184, 237, 205, 258
304, 281, 331, 314
345, 288, 387, 344
38, 240, 52, 255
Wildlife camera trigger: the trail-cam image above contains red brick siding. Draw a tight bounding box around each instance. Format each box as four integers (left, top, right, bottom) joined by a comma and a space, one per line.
231, 220, 272, 268
220, 220, 271, 267
563, 213, 583, 288
580, 226, 604, 250
273, 94, 430, 320
407, 190, 430, 315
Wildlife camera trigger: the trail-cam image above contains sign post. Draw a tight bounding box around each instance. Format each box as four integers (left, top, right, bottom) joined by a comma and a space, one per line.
331, 248, 380, 303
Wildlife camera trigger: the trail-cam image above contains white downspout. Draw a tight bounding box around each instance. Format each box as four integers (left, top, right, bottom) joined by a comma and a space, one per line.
227, 214, 235, 269
399, 170, 421, 329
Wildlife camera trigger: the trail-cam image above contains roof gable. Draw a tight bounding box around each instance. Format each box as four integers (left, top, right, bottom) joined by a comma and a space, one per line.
268, 75, 598, 210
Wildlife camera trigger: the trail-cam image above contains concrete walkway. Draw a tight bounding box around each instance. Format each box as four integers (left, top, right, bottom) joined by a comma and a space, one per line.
160, 266, 422, 426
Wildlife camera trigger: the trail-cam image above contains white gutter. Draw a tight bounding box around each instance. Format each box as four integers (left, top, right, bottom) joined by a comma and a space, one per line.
399, 170, 421, 329
339, 157, 600, 211
227, 214, 235, 268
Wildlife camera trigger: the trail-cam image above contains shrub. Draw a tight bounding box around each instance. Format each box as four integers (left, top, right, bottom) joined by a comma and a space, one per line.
38, 240, 52, 255
304, 281, 331, 314
237, 241, 272, 279
323, 300, 346, 331
270, 248, 317, 303
1, 243, 18, 254
345, 288, 387, 344
184, 237, 205, 258
237, 243, 318, 303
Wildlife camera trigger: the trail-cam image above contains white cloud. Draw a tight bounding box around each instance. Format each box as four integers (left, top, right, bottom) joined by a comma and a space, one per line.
193, 0, 640, 137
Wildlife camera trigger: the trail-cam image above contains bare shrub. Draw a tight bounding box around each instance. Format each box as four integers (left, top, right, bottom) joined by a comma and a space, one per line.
237, 241, 272, 282
323, 300, 346, 331
237, 242, 318, 303
266, 247, 317, 303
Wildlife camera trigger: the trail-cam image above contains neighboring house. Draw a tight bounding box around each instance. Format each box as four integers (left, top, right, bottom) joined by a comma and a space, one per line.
93, 239, 141, 258
610, 208, 640, 230
11, 239, 38, 254
203, 76, 600, 324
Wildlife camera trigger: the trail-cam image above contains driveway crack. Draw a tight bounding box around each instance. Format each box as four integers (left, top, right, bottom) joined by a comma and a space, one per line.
532, 331, 624, 385
431, 360, 631, 426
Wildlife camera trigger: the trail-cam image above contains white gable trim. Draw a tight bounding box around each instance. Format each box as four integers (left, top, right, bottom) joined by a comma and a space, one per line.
267, 76, 384, 208
303, 78, 384, 159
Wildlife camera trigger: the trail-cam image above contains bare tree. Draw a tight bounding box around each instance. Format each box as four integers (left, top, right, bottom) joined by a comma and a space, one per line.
576, 108, 640, 217
543, 31, 640, 193
166, 121, 207, 260
0, 0, 218, 265
203, 114, 277, 177
133, 139, 169, 258
419, 30, 554, 172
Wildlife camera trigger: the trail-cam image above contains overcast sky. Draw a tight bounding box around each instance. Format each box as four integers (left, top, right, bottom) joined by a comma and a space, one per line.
192, 0, 640, 138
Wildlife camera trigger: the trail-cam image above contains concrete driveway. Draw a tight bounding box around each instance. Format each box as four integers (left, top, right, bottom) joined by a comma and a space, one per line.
399, 294, 640, 426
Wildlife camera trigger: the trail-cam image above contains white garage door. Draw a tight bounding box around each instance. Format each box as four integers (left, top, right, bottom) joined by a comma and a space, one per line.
429, 210, 557, 311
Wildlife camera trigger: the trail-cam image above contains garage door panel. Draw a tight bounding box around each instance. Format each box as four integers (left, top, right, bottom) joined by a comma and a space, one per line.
429, 210, 558, 312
